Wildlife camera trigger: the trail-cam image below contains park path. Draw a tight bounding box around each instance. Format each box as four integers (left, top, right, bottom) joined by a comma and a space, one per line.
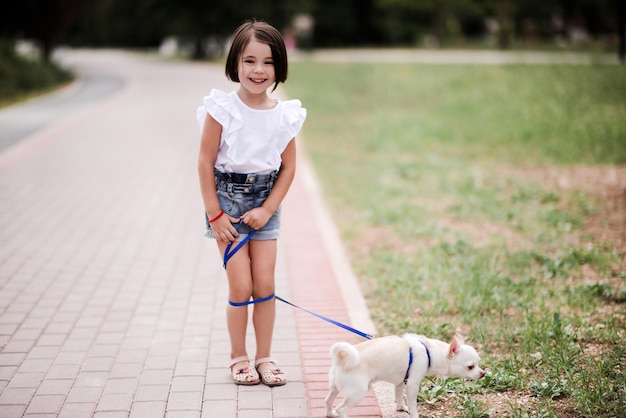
0, 49, 379, 417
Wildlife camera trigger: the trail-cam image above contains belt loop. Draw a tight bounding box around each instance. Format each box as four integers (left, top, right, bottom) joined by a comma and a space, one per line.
272, 170, 278, 187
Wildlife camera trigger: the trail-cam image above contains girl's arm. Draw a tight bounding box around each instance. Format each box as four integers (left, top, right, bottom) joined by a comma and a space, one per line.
198, 114, 239, 242
241, 138, 296, 230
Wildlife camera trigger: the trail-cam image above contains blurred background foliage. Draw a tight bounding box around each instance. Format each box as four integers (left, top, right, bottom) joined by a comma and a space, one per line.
0, 0, 623, 105
0, 0, 623, 61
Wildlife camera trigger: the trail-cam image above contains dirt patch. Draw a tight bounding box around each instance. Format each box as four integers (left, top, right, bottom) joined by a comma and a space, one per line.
508, 165, 626, 255
435, 216, 534, 250
355, 165, 626, 264
415, 392, 579, 418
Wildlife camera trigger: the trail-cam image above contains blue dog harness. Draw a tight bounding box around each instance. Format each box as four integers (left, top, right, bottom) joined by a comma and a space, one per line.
404, 347, 413, 383
404, 339, 431, 383
419, 339, 432, 369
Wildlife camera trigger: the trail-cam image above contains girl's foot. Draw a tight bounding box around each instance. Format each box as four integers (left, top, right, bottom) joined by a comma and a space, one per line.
255, 358, 286, 387
229, 357, 260, 385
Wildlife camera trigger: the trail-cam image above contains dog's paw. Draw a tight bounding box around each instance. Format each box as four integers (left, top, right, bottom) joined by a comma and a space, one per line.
326, 409, 339, 418
396, 404, 409, 413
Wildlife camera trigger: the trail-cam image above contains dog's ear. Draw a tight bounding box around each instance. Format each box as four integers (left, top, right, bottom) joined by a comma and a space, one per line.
448, 333, 464, 358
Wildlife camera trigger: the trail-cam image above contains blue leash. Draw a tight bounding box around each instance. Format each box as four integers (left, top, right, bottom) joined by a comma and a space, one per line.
223, 221, 256, 268
223, 220, 373, 340
274, 295, 373, 340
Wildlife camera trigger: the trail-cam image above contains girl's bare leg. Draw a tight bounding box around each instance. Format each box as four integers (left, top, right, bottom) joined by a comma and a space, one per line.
249, 240, 277, 359
219, 242, 253, 361
249, 240, 283, 383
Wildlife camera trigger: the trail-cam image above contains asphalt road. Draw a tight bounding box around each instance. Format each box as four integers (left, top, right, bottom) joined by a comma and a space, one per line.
0, 51, 125, 152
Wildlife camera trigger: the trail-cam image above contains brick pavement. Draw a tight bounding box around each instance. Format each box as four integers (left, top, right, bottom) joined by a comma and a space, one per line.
0, 50, 384, 417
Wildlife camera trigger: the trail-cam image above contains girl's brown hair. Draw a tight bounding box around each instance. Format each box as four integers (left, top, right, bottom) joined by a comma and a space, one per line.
225, 20, 288, 92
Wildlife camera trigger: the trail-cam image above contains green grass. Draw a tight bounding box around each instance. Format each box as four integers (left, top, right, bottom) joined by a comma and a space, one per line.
0, 39, 73, 108
287, 62, 626, 417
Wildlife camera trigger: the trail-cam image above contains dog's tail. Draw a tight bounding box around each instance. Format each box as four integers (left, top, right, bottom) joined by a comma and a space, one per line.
330, 342, 359, 370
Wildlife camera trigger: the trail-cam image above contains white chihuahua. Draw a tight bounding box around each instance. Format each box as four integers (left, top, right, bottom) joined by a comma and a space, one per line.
325, 332, 485, 418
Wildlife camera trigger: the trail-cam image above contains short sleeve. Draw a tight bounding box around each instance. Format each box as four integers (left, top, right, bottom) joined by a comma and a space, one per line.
277, 99, 307, 150
195, 89, 243, 135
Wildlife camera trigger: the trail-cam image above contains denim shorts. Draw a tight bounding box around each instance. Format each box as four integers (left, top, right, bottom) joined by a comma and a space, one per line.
204, 170, 281, 241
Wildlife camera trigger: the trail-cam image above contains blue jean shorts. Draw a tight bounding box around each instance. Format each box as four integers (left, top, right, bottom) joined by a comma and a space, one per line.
204, 170, 281, 241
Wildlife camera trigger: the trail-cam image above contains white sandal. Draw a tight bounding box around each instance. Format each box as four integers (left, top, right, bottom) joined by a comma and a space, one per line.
255, 357, 286, 387
229, 356, 260, 385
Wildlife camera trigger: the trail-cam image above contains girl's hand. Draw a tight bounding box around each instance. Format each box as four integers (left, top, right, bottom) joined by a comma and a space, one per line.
241, 207, 272, 231
210, 213, 240, 243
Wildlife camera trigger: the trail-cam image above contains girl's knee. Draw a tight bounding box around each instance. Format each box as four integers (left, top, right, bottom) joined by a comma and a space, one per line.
252, 283, 275, 300
229, 287, 253, 304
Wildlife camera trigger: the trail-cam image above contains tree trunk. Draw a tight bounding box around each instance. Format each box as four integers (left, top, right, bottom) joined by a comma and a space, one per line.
497, 0, 512, 49
40, 38, 53, 63
618, 0, 625, 64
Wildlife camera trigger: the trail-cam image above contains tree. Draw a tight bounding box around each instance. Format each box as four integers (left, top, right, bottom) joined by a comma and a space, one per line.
618, 0, 625, 63
64, 0, 295, 59
0, 0, 88, 62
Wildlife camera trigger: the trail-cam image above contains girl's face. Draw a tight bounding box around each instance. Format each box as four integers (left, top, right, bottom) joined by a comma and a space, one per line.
238, 37, 276, 95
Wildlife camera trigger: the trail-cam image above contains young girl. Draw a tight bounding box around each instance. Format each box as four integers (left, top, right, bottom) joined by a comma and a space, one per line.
196, 20, 306, 386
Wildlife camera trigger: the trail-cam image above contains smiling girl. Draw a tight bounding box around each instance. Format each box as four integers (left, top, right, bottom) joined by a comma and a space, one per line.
196, 20, 306, 386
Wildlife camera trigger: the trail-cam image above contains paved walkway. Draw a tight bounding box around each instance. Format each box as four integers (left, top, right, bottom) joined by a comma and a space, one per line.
0, 49, 382, 417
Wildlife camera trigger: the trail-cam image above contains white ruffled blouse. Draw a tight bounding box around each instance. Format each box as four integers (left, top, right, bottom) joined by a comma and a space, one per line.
196, 89, 307, 174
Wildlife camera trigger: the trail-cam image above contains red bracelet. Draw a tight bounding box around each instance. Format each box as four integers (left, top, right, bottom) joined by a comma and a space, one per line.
208, 210, 224, 223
